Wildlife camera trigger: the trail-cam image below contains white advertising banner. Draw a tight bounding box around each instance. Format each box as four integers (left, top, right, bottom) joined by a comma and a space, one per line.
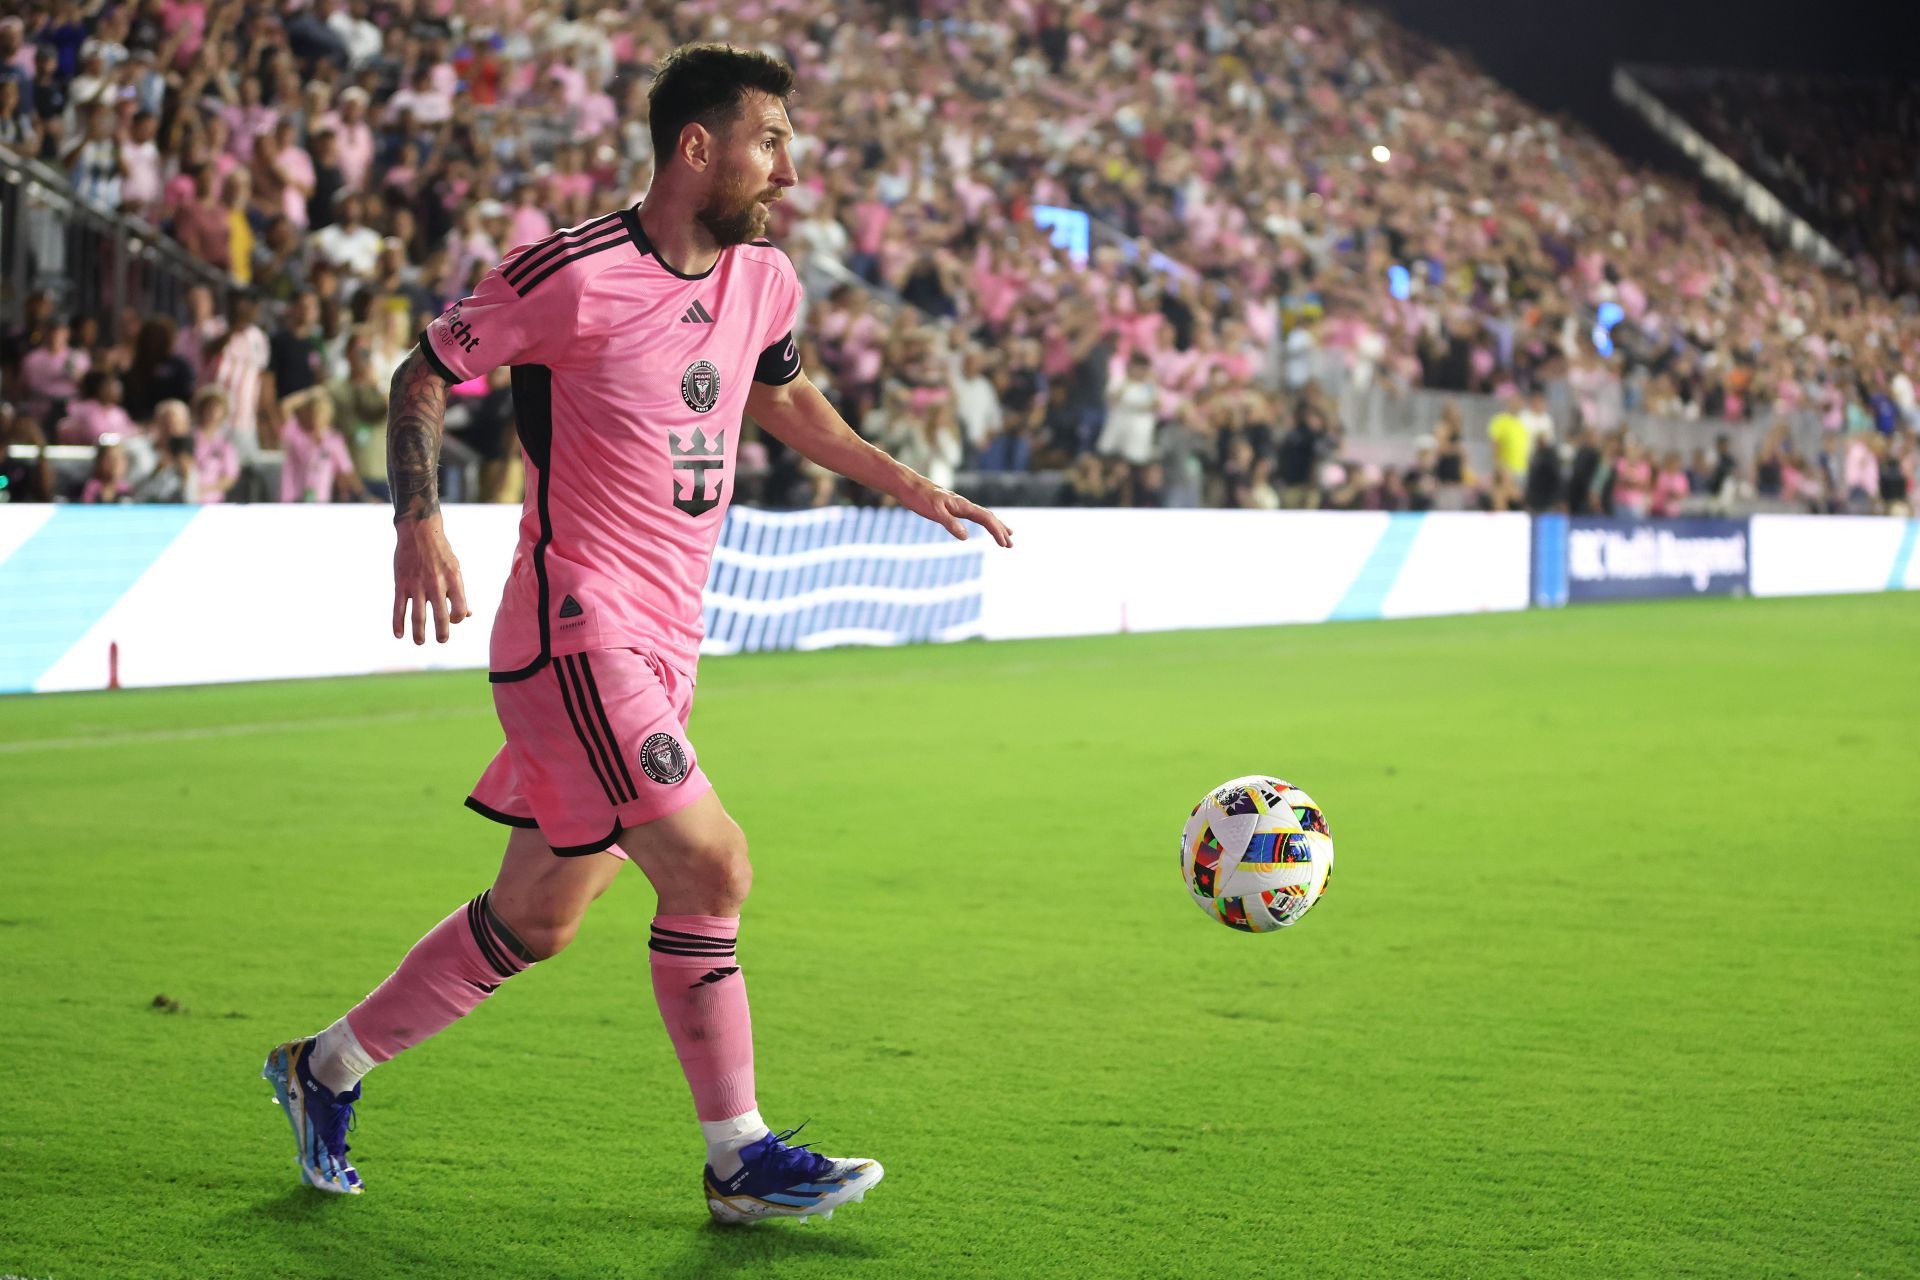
1748, 516, 1920, 597
975, 510, 1530, 639
0, 506, 1533, 694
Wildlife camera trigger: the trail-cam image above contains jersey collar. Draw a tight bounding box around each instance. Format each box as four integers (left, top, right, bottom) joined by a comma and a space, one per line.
623, 205, 720, 281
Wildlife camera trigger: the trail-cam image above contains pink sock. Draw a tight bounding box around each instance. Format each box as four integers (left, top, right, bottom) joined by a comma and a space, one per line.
649, 915, 757, 1122
344, 891, 535, 1064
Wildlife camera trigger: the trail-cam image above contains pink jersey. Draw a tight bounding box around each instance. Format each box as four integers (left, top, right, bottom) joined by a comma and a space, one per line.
422, 207, 803, 681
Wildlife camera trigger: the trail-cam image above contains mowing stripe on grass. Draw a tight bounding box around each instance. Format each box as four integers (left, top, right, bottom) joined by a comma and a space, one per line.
0, 706, 491, 754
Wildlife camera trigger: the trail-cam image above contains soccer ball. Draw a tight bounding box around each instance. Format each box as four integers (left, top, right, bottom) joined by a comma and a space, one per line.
1180, 776, 1334, 932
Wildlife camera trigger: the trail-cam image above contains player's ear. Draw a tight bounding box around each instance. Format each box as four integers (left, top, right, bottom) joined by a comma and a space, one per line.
679, 122, 712, 173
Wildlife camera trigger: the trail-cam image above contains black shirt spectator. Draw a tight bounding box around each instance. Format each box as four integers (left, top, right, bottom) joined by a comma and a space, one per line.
122, 318, 195, 423
268, 292, 326, 402
1709, 438, 1739, 496
30, 50, 64, 124
1433, 422, 1466, 484
1879, 451, 1909, 505
307, 132, 345, 230
1568, 434, 1603, 515
1524, 437, 1563, 512
1276, 418, 1320, 487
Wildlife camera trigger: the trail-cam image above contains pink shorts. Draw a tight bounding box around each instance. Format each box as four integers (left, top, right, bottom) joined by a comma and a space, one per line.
466, 648, 712, 857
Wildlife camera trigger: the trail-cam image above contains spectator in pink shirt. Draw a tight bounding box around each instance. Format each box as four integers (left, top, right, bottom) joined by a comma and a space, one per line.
19, 320, 89, 421
119, 110, 164, 216
268, 119, 315, 228
545, 47, 586, 107
80, 441, 134, 504
574, 86, 618, 139
171, 285, 225, 384
1842, 433, 1880, 504
58, 372, 137, 446
221, 76, 277, 159
278, 387, 364, 503
316, 87, 374, 192
505, 181, 552, 253
547, 144, 594, 220
386, 66, 451, 126
1611, 439, 1654, 517
190, 385, 240, 503
1650, 451, 1692, 516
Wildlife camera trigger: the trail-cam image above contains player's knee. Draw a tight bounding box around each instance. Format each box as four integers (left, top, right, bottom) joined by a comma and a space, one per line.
683, 823, 752, 913
514, 916, 582, 960
491, 900, 586, 961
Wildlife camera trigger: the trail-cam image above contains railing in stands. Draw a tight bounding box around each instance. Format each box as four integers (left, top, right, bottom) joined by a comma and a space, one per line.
0, 143, 240, 340
1611, 66, 1849, 274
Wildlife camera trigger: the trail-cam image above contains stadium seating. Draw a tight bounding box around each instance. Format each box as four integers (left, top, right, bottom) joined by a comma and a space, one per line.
0, 1, 1913, 516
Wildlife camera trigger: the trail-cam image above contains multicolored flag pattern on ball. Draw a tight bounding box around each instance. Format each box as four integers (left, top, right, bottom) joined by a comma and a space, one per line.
1180, 776, 1334, 932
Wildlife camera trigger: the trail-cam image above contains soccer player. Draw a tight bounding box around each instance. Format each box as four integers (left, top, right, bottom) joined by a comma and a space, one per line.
262, 43, 1012, 1224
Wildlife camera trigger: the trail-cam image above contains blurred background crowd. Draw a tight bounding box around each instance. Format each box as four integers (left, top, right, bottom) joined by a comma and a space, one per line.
0, 0, 1914, 516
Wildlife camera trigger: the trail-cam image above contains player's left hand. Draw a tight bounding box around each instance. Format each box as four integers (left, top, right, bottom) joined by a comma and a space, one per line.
904, 482, 1013, 548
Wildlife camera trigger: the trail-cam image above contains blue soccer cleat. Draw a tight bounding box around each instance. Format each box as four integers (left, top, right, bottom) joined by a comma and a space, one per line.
703, 1124, 883, 1224
262, 1038, 363, 1195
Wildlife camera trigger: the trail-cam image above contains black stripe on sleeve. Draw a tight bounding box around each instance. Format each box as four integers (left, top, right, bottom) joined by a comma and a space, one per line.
417, 330, 461, 384
501, 213, 623, 288
513, 234, 629, 297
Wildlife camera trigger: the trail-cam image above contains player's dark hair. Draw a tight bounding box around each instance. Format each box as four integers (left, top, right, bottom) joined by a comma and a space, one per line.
647, 43, 795, 167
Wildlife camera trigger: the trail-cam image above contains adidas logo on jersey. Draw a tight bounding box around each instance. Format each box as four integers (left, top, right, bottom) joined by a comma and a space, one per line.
558, 595, 584, 619
680, 300, 716, 324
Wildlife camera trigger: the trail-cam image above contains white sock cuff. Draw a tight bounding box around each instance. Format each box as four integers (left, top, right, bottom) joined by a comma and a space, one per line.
311, 1015, 378, 1093
700, 1108, 769, 1152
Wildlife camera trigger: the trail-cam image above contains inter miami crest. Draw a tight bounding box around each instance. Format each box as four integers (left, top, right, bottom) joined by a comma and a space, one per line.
681, 359, 719, 413
640, 732, 690, 786
668, 427, 724, 516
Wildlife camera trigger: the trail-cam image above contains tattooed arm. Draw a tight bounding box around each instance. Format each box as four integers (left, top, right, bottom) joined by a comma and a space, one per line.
388, 347, 471, 644
388, 348, 449, 522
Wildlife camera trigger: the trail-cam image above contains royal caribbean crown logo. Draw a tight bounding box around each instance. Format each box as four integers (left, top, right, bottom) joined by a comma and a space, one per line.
668, 426, 725, 516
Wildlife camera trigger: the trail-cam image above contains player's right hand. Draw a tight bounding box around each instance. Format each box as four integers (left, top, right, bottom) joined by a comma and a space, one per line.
393, 514, 471, 645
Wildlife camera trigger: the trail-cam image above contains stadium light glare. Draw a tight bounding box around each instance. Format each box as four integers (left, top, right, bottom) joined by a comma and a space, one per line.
1370, 144, 1391, 164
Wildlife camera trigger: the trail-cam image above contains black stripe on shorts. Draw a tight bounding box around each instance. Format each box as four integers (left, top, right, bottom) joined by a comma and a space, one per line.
554, 655, 623, 807
578, 654, 639, 799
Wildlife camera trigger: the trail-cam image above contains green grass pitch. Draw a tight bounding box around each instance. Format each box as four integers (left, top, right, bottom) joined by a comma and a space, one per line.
2, 594, 1917, 1279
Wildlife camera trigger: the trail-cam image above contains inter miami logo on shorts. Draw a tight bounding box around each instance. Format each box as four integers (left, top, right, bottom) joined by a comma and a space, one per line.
640, 732, 690, 786
681, 359, 719, 413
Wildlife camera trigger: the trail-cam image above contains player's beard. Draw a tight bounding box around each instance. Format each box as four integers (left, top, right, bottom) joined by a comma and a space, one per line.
696, 166, 773, 247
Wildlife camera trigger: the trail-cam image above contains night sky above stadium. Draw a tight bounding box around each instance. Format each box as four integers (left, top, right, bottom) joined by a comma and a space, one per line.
1371, 0, 1913, 140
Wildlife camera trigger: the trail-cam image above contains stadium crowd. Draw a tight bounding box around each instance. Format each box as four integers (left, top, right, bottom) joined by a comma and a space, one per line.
0, 0, 1915, 517
1654, 72, 1919, 306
